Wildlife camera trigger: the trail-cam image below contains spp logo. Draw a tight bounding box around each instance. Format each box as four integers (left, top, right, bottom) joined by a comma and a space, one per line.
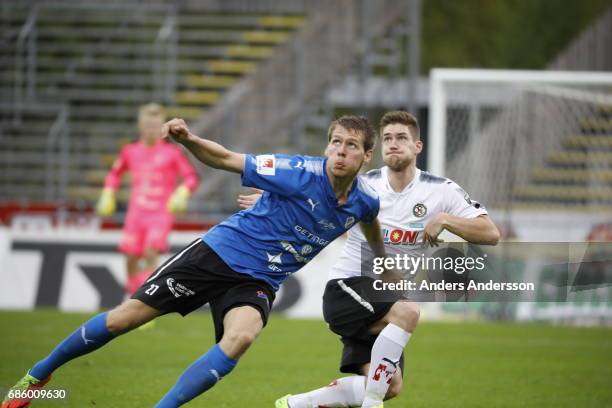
383, 228, 419, 245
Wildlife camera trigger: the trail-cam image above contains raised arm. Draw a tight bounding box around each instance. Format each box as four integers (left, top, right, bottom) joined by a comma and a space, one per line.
424, 214, 500, 246
163, 118, 245, 174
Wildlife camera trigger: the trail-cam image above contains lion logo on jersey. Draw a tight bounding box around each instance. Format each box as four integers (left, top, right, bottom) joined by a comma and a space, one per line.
413, 203, 427, 218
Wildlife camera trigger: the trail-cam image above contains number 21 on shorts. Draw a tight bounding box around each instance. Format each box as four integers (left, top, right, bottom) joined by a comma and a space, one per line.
145, 284, 159, 295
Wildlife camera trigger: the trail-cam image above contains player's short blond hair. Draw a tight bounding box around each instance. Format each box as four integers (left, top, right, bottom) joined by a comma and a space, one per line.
138, 103, 166, 121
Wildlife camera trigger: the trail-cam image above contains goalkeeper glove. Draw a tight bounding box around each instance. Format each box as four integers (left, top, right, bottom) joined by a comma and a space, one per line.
167, 185, 191, 214
96, 188, 116, 217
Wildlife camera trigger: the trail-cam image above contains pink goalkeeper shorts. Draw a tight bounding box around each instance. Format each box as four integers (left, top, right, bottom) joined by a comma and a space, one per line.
119, 211, 174, 256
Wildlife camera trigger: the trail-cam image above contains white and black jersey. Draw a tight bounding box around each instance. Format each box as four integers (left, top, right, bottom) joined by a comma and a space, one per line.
329, 167, 488, 280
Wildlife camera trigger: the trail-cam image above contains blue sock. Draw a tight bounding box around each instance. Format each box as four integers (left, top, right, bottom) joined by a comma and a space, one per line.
30, 312, 115, 380
155, 344, 237, 407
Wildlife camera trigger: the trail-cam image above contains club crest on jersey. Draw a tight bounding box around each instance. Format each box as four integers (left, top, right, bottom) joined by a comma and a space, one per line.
413, 203, 427, 218
256, 154, 275, 175
345, 216, 355, 229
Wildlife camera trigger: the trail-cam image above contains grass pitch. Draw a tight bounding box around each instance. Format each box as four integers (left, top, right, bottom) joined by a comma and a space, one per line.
1, 310, 610, 407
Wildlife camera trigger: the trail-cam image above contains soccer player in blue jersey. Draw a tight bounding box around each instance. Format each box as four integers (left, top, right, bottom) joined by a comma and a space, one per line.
2, 115, 386, 408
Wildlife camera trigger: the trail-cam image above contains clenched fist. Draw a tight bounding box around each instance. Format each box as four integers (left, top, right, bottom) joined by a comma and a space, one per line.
162, 118, 191, 144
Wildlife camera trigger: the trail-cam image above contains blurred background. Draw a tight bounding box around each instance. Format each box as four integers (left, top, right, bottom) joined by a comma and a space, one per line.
0, 0, 611, 325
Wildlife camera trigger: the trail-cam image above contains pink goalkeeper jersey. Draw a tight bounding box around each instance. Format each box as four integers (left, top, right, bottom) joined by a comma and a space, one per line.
104, 140, 199, 214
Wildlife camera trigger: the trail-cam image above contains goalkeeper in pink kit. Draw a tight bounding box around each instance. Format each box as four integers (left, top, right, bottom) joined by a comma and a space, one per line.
97, 103, 199, 295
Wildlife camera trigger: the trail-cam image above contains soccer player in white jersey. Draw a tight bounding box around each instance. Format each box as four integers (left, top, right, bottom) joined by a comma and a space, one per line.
240, 111, 500, 408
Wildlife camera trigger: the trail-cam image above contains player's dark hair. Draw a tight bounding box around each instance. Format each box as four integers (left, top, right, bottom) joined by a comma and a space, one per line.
327, 115, 377, 151
379, 111, 420, 140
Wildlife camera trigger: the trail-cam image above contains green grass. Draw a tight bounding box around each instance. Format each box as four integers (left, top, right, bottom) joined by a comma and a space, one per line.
1, 310, 611, 407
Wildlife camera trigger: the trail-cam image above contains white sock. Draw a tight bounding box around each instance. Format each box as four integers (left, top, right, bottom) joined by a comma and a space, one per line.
288, 376, 366, 408
361, 324, 411, 407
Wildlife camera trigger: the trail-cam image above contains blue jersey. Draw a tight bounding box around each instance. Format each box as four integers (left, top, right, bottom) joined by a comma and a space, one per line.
202, 154, 379, 290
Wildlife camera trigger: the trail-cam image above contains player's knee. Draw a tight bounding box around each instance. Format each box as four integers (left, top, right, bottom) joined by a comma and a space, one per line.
106, 308, 132, 334
225, 329, 257, 349
390, 301, 420, 331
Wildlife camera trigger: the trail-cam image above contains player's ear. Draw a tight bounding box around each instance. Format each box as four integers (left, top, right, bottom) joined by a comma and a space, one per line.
415, 139, 423, 154
363, 149, 373, 165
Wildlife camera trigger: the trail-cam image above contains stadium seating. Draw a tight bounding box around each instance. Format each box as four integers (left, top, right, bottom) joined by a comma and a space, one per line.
512, 105, 612, 208
0, 1, 304, 205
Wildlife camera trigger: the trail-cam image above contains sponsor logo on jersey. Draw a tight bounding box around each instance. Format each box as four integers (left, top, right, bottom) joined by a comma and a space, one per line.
409, 222, 424, 229
256, 154, 275, 175
413, 203, 427, 218
166, 278, 195, 298
317, 219, 336, 231
383, 228, 419, 245
301, 244, 313, 255
294, 225, 329, 246
345, 216, 355, 229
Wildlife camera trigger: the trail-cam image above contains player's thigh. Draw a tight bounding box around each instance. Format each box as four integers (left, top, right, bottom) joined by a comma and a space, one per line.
211, 281, 275, 341
223, 305, 264, 339
214, 280, 275, 356
219, 305, 264, 359
106, 299, 162, 334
